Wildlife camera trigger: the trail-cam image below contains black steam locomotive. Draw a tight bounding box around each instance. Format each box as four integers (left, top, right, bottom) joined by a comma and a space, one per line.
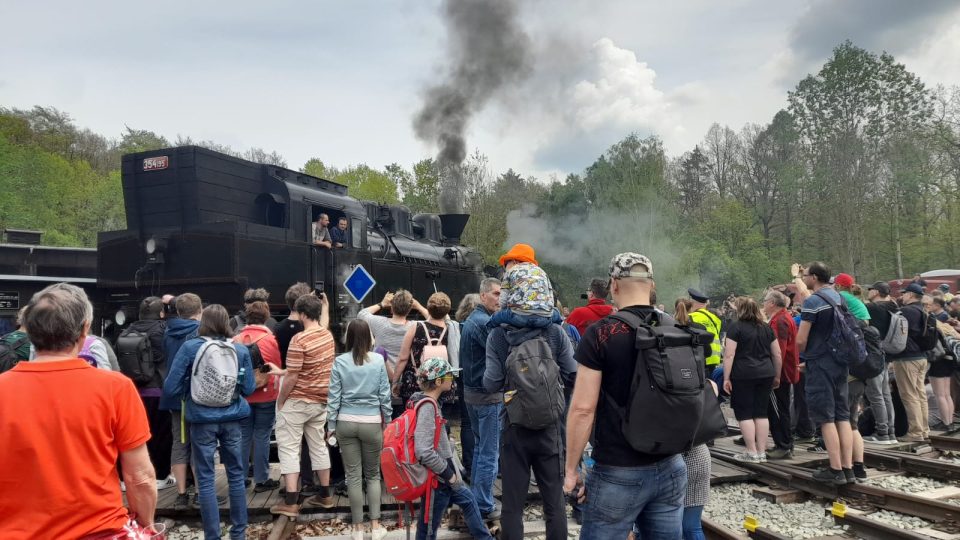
97, 146, 485, 336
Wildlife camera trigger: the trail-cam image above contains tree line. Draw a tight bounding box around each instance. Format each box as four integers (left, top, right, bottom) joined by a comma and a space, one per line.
2, 41, 959, 307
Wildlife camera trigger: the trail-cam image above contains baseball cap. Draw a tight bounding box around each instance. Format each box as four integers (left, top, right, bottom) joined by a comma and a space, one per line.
417, 357, 461, 382
609, 252, 653, 279
904, 282, 924, 296
868, 281, 890, 296
834, 273, 855, 288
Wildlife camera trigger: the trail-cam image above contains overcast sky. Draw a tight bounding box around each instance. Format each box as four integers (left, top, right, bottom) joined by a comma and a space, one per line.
3, 0, 959, 180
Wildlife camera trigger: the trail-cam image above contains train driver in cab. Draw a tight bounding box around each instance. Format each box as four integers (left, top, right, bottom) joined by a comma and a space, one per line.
330, 217, 349, 249
313, 213, 332, 249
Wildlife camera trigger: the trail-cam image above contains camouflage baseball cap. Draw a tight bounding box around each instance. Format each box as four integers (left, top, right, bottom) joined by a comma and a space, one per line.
609, 252, 653, 279
417, 357, 462, 382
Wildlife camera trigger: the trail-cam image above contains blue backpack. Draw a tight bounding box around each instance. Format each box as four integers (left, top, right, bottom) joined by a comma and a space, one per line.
814, 291, 868, 368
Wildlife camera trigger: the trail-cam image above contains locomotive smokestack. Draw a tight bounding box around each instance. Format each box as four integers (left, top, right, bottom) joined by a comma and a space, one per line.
413, 0, 532, 213
439, 214, 470, 244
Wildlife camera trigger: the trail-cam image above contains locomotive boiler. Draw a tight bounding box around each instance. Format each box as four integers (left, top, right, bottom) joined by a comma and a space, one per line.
97, 146, 485, 336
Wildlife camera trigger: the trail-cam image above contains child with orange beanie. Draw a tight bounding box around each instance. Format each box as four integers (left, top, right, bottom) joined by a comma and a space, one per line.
487, 243, 562, 329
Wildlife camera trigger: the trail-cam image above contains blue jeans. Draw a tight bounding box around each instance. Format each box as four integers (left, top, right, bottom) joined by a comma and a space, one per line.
467, 402, 502, 514
682, 506, 705, 540
191, 422, 247, 540
580, 455, 686, 540
240, 401, 276, 484
416, 482, 493, 540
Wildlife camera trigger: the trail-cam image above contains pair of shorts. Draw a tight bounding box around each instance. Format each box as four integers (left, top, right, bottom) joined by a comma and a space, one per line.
805, 357, 850, 425
928, 358, 955, 378
730, 377, 774, 421
170, 410, 191, 465
848, 379, 865, 427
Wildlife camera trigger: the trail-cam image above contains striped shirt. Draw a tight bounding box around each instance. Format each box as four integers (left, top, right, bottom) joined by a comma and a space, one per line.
287, 327, 335, 403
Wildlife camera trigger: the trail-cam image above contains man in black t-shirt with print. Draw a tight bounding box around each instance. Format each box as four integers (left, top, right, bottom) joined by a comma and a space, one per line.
564, 252, 686, 539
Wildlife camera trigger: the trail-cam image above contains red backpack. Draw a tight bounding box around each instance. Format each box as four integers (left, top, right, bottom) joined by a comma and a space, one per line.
381, 396, 444, 525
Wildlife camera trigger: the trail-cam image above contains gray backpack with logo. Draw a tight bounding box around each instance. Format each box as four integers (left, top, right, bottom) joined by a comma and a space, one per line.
503, 331, 565, 430
190, 338, 240, 407
881, 310, 909, 355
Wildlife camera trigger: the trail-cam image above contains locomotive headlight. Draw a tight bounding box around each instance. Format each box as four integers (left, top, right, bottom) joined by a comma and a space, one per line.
114, 310, 127, 326
145, 237, 157, 254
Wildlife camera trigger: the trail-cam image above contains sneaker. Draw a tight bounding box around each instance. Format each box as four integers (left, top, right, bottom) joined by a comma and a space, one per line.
483, 506, 502, 521
254, 479, 281, 493
842, 468, 856, 484
303, 494, 335, 509
766, 448, 793, 460
733, 436, 745, 446
931, 422, 951, 431
157, 475, 177, 490
173, 493, 190, 510
269, 502, 300, 517
372, 527, 388, 540
853, 464, 867, 482
862, 434, 885, 444
191, 493, 227, 509
806, 443, 828, 454
812, 467, 847, 486
733, 452, 759, 463
880, 434, 899, 445
756, 453, 767, 463
794, 435, 816, 444
900, 435, 927, 443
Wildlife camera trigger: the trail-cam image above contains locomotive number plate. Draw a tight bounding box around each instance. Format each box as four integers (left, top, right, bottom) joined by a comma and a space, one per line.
143, 156, 169, 171
0, 291, 18, 310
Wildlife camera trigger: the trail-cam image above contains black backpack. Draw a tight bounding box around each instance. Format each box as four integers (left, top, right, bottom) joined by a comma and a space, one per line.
853, 324, 886, 380
606, 311, 724, 455
914, 306, 940, 352
503, 331, 565, 430
813, 291, 868, 368
0, 334, 30, 374
116, 324, 159, 385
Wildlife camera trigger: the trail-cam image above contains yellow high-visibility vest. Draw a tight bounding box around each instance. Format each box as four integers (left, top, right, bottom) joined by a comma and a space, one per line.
689, 308, 722, 366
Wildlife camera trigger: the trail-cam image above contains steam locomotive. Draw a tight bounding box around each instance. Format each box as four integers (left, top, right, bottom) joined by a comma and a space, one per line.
97, 146, 485, 336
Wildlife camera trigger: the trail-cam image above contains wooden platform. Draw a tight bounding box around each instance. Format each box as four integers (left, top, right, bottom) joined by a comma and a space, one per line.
156, 456, 754, 518
154, 464, 545, 518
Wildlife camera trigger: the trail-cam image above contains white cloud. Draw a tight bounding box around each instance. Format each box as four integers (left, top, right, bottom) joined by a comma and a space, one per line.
568, 39, 679, 135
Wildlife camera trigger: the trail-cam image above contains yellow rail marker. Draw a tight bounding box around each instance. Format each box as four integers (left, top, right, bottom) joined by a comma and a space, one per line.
744, 515, 759, 533
831, 501, 847, 518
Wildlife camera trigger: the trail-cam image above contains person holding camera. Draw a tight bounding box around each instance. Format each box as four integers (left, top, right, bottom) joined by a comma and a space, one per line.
566, 278, 614, 336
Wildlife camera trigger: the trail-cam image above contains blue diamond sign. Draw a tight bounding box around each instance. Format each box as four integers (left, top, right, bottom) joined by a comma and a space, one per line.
344, 264, 376, 303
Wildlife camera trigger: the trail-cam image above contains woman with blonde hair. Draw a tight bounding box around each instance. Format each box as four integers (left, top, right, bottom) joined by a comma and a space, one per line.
393, 292, 461, 407
722, 296, 782, 463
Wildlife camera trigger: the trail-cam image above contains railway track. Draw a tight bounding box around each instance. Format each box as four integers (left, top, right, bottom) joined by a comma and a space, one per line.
710, 446, 960, 538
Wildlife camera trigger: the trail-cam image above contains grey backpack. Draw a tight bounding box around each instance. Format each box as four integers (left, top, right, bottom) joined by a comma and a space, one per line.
190, 338, 240, 407
503, 331, 565, 430
881, 310, 909, 355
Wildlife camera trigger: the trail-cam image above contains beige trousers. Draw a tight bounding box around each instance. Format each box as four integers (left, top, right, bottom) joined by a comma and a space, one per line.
275, 399, 330, 474
892, 359, 929, 439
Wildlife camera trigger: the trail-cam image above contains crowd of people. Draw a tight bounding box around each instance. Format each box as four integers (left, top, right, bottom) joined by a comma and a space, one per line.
3, 244, 960, 540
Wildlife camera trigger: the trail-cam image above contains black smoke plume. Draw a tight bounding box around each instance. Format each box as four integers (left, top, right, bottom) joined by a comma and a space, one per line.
413, 0, 531, 213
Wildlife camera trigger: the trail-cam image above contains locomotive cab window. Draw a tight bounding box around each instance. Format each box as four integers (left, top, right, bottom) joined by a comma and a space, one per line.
351, 217, 363, 248
310, 207, 352, 248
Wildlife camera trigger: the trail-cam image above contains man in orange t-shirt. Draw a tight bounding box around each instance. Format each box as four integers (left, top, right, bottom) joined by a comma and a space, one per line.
0, 283, 155, 539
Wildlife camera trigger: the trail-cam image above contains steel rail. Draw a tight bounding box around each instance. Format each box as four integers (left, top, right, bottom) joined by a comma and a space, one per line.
930, 434, 960, 453
711, 448, 960, 522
